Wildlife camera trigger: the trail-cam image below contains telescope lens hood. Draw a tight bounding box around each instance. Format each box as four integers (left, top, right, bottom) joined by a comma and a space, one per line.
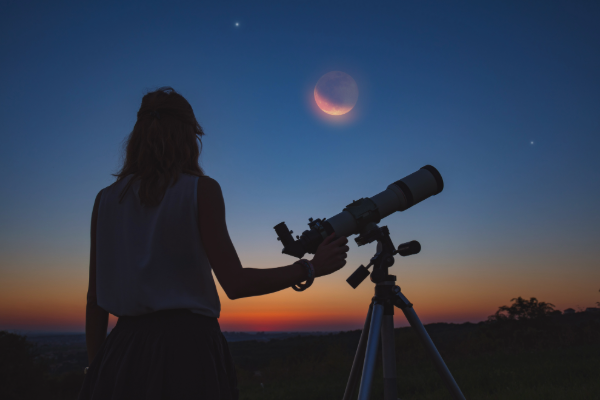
420, 165, 444, 195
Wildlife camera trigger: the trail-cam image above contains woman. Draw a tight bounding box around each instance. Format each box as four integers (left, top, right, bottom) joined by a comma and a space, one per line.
79, 87, 349, 400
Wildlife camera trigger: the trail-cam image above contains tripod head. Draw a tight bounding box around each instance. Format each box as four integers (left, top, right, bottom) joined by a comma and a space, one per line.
346, 223, 420, 288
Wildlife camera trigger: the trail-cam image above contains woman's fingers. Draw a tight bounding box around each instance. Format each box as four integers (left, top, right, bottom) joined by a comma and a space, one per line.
334, 236, 348, 246
321, 233, 336, 245
312, 234, 351, 277
332, 246, 349, 257
320, 235, 347, 249
337, 245, 350, 253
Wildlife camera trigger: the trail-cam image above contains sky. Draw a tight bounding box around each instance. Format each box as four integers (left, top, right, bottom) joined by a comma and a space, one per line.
0, 0, 599, 333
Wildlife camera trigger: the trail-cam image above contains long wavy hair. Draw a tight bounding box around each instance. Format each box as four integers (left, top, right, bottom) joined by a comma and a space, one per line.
115, 87, 205, 206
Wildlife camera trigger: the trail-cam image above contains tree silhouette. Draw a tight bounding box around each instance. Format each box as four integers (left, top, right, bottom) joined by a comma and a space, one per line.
488, 297, 555, 322
0, 331, 46, 399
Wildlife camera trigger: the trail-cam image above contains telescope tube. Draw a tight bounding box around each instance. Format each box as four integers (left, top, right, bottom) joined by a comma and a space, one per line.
325, 165, 444, 238
274, 165, 444, 258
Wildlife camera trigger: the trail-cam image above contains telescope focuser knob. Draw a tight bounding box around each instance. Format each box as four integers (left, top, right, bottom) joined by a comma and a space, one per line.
397, 240, 421, 257
347, 265, 370, 289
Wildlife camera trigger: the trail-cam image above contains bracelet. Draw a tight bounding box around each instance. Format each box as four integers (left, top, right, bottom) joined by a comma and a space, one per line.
292, 259, 315, 292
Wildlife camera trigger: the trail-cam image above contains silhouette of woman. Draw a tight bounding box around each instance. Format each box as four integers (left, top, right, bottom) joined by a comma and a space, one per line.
78, 87, 349, 400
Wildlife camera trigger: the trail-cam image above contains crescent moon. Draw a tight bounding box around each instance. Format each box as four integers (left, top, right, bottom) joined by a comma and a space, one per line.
314, 71, 359, 116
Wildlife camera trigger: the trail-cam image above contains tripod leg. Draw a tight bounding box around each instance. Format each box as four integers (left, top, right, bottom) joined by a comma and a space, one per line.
381, 315, 398, 400
343, 304, 373, 400
357, 302, 384, 400
396, 292, 466, 400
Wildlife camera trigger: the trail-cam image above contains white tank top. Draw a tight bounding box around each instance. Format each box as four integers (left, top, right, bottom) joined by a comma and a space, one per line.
95, 174, 221, 318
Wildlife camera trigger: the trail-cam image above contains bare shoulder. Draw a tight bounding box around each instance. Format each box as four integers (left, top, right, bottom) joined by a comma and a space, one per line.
196, 176, 226, 215
197, 175, 223, 196
93, 189, 104, 211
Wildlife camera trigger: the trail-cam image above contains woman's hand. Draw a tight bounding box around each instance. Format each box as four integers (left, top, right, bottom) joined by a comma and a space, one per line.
311, 234, 350, 277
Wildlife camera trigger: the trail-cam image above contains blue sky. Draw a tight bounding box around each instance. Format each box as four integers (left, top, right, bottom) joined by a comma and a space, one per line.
1, 1, 599, 331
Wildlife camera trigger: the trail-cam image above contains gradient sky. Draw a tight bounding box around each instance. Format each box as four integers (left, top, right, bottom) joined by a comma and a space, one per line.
1, 1, 599, 332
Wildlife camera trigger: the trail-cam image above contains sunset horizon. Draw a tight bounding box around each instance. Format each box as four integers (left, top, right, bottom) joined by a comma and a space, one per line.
2, 2, 599, 398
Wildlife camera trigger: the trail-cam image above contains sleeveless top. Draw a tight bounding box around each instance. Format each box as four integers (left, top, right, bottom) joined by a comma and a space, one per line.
95, 174, 221, 318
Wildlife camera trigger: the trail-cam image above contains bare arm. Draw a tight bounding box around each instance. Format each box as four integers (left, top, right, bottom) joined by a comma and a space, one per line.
85, 191, 109, 364
198, 177, 349, 300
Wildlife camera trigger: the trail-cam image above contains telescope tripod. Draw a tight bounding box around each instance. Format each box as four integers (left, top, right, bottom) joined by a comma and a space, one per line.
343, 225, 465, 400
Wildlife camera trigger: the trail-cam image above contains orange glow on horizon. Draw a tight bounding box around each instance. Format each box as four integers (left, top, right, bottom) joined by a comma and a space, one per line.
2, 255, 599, 332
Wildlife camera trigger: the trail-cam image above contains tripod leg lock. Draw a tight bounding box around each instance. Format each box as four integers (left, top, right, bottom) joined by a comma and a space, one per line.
393, 288, 413, 310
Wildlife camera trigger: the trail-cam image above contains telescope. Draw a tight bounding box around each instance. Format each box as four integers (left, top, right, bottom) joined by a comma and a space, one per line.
274, 165, 444, 258
273, 165, 466, 400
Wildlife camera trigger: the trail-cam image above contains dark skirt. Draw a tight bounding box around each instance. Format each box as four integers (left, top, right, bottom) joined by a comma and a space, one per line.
78, 310, 238, 400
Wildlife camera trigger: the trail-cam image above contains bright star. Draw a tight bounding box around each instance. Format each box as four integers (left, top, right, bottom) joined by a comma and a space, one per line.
530, 141, 534, 145
235, 22, 239, 27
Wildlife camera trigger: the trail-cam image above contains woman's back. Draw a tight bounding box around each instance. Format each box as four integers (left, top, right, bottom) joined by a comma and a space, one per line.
80, 87, 348, 399
96, 173, 220, 318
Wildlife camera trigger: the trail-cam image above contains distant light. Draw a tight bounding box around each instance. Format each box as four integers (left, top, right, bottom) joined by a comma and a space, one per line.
531, 141, 534, 145
235, 22, 239, 27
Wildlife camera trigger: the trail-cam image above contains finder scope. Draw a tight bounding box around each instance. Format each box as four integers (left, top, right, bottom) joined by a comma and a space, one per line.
274, 165, 443, 258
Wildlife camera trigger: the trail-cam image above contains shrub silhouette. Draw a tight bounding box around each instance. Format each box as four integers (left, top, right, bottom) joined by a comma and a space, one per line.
0, 331, 85, 400
478, 296, 600, 352
488, 297, 555, 322
0, 331, 46, 400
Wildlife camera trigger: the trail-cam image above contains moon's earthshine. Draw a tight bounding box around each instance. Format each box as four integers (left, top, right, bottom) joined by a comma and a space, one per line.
314, 71, 359, 116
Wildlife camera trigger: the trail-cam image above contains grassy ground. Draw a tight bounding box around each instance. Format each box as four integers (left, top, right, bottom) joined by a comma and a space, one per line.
3, 312, 598, 399
232, 313, 600, 399
236, 343, 600, 400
